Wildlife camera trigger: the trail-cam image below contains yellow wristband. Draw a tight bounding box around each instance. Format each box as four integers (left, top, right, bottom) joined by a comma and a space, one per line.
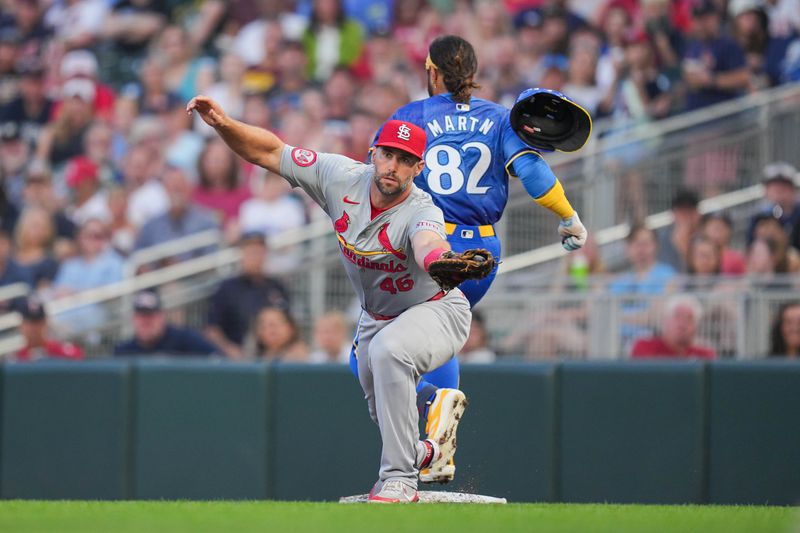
534, 180, 575, 219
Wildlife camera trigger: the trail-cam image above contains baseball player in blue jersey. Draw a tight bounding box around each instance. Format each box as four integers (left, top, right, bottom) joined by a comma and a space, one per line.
353, 35, 590, 483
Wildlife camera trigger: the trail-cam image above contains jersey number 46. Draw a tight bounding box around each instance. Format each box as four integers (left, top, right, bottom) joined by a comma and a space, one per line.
379, 274, 413, 295
425, 142, 491, 195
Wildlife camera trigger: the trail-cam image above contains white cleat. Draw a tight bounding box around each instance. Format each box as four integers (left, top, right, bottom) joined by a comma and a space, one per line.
420, 459, 455, 484
419, 388, 467, 484
368, 480, 420, 503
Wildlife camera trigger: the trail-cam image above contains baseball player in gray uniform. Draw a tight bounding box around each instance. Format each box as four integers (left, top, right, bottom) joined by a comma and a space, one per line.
188, 95, 480, 503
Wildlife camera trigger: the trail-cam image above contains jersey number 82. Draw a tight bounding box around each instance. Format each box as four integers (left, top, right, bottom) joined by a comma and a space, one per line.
424, 142, 492, 196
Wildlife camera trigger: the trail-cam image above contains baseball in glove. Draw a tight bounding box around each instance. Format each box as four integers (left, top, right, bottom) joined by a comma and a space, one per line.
427, 249, 496, 292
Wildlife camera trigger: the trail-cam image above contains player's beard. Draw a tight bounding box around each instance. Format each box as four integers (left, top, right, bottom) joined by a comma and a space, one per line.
374, 172, 408, 197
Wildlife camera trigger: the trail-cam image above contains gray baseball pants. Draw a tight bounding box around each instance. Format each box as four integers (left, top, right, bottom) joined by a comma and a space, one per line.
355, 290, 471, 490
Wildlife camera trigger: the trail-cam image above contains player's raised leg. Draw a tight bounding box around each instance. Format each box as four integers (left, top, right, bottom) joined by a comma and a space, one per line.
417, 229, 500, 483
413, 232, 501, 408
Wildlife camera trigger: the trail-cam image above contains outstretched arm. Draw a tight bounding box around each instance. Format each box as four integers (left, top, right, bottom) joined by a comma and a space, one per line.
412, 230, 451, 272
509, 151, 588, 251
187, 95, 285, 174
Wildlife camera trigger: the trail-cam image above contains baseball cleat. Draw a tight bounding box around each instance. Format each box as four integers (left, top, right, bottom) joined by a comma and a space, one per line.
420, 388, 467, 484
368, 480, 419, 503
420, 458, 455, 484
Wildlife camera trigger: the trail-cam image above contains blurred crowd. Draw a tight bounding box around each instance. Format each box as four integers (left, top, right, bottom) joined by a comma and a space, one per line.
0, 0, 799, 362
506, 161, 800, 360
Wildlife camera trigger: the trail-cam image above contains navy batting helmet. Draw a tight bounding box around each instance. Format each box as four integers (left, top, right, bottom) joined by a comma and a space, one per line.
510, 88, 592, 152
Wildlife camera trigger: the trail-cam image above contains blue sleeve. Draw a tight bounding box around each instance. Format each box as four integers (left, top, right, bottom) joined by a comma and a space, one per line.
113, 341, 138, 357
109, 255, 125, 283
185, 329, 219, 355
38, 258, 60, 284
202, 210, 220, 231
500, 114, 531, 167
509, 152, 558, 199
720, 39, 746, 71
272, 281, 291, 309
608, 275, 632, 295
500, 116, 557, 199
52, 260, 75, 289
206, 282, 227, 327
684, 40, 700, 60
133, 220, 154, 251
765, 36, 792, 85
95, 254, 124, 287
655, 263, 677, 280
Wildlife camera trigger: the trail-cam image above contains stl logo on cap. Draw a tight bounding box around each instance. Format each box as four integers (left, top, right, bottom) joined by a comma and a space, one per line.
397, 123, 411, 141
375, 120, 426, 160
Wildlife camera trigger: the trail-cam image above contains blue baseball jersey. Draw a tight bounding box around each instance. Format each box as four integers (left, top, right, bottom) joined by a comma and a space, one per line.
374, 93, 556, 226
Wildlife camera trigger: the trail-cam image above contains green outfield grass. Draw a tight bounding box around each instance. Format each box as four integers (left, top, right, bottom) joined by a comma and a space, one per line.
0, 501, 795, 533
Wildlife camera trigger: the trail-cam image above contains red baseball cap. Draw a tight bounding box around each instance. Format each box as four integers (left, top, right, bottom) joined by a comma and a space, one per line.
65, 156, 99, 188
374, 120, 426, 160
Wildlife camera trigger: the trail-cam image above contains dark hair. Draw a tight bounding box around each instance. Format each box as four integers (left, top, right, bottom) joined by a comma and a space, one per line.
254, 306, 300, 357
280, 40, 306, 54
770, 303, 800, 356
700, 212, 733, 231
751, 218, 790, 273
686, 235, 721, 275
625, 222, 654, 244
750, 236, 779, 255
734, 7, 770, 54
309, 0, 345, 31
671, 188, 700, 210
751, 212, 782, 229
428, 35, 480, 104
198, 138, 239, 191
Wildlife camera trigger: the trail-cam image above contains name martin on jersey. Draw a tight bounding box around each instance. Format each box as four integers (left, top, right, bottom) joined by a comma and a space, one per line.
426, 115, 495, 138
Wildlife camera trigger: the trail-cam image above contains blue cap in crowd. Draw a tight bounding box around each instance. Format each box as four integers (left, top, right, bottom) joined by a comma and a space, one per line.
238, 230, 267, 246
514, 9, 543, 30
133, 290, 162, 314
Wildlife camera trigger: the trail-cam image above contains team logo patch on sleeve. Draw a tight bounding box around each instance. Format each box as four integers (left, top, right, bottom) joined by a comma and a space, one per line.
291, 147, 317, 167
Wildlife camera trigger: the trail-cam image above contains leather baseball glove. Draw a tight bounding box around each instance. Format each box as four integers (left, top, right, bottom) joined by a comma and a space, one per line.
428, 249, 496, 292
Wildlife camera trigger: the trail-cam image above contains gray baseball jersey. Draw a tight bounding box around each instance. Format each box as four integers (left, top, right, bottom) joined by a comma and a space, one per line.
279, 144, 471, 491
280, 145, 447, 318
